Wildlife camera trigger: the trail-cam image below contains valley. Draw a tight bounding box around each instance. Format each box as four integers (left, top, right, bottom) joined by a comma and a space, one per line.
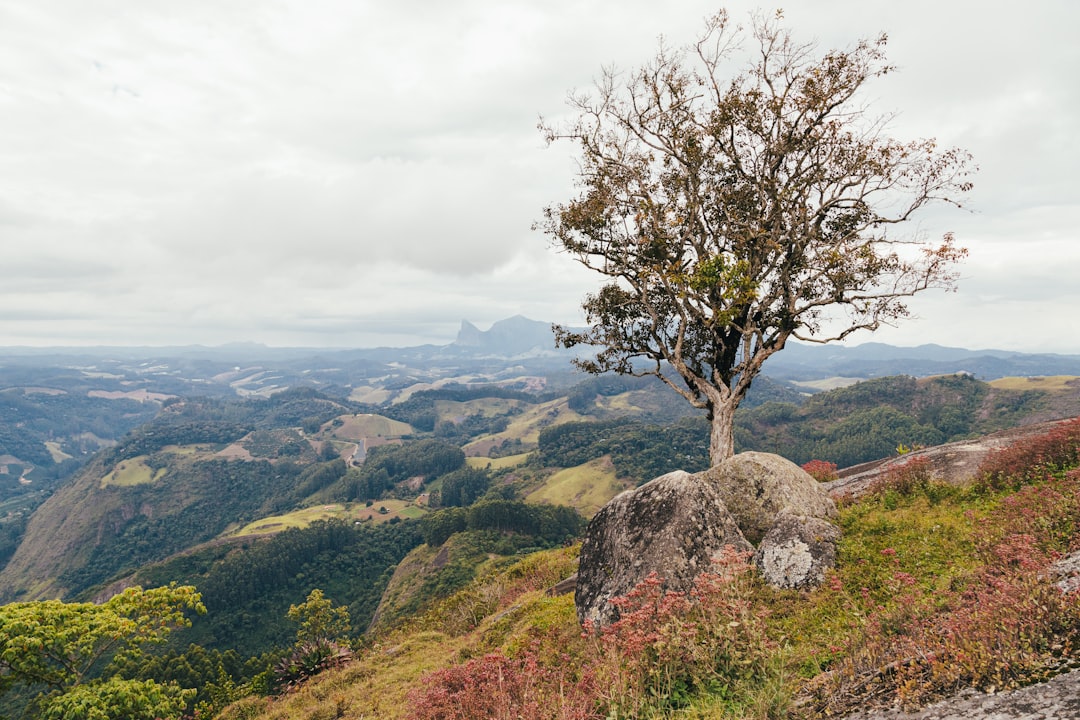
2, 320, 1080, 718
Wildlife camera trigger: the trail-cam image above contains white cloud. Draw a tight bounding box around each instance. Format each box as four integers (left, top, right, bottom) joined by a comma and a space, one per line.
0, 0, 1077, 352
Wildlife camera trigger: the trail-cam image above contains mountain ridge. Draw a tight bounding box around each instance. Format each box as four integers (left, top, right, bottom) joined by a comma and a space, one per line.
5, 318, 1080, 379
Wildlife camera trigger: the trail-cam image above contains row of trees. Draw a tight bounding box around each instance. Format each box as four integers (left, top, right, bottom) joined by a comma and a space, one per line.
421, 500, 584, 547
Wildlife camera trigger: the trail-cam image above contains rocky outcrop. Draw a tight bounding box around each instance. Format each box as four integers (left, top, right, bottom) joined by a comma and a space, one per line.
575, 470, 752, 626
703, 451, 838, 544
754, 512, 841, 590
838, 669, 1080, 720
575, 454, 840, 625
824, 418, 1076, 498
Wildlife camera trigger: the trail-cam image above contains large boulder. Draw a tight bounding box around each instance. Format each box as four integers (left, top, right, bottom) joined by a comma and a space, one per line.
575, 453, 842, 625
701, 452, 837, 545
575, 470, 752, 626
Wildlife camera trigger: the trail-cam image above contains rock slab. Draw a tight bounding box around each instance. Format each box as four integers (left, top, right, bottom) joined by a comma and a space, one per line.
838, 669, 1080, 720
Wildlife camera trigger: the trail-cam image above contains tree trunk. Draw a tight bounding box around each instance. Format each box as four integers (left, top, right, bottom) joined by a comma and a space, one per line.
708, 400, 736, 466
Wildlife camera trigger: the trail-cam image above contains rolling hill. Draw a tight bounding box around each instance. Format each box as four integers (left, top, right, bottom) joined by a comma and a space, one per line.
2, 339, 1080, 718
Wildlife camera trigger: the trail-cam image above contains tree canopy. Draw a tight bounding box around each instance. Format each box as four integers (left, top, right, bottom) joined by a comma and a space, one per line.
287, 589, 352, 646
0, 584, 204, 719
540, 11, 973, 464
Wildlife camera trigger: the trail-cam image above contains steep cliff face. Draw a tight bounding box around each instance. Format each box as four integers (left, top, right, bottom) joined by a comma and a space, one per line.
454, 320, 484, 347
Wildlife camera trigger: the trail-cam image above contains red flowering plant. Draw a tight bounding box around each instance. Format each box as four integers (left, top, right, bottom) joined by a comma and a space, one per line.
977, 417, 1080, 492
583, 546, 775, 717
801, 459, 839, 483
809, 429, 1080, 715
407, 546, 776, 720
406, 646, 600, 720
869, 455, 935, 498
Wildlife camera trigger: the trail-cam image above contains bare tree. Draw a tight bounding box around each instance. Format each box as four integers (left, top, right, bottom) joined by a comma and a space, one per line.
539, 11, 974, 466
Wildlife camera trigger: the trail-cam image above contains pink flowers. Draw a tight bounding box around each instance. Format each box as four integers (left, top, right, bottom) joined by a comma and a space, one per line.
407, 546, 774, 719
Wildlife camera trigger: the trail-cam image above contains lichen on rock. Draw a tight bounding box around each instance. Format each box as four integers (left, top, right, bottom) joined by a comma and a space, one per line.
754, 512, 841, 590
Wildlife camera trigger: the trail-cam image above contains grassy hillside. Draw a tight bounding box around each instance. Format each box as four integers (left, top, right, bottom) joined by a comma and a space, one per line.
525, 456, 631, 518
216, 418, 1080, 720
318, 412, 413, 442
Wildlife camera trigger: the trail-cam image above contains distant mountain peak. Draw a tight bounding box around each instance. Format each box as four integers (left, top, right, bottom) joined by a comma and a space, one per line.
452, 316, 557, 355
455, 320, 484, 347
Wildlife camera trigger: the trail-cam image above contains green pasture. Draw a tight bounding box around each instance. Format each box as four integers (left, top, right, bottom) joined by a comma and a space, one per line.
526, 456, 630, 518
229, 500, 427, 537
465, 453, 531, 471
324, 413, 412, 441
44, 441, 72, 463
100, 456, 166, 487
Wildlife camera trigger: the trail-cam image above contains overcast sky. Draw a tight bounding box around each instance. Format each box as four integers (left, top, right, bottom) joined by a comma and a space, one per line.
1, 1, 1077, 353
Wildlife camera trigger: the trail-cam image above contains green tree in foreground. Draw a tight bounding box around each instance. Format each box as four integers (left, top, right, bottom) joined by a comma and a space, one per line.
287, 589, 351, 645
0, 584, 205, 720
268, 590, 354, 694
541, 10, 973, 465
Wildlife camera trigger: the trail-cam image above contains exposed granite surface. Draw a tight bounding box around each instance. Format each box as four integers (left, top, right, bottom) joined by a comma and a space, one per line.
824, 418, 1077, 498
840, 670, 1080, 720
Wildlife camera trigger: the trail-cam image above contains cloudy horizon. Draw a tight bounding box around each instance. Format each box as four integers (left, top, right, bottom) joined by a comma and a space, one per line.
2, 1, 1077, 353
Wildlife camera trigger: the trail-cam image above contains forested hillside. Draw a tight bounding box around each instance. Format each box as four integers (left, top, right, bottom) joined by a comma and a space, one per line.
735, 373, 1054, 466
537, 373, 1080, 480
0, 389, 362, 601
